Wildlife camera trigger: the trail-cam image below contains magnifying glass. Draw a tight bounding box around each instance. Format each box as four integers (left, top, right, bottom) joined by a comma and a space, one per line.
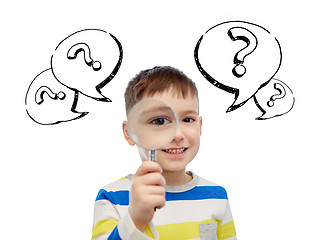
126, 98, 178, 161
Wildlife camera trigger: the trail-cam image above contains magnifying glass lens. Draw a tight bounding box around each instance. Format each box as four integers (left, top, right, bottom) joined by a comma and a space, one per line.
127, 98, 177, 151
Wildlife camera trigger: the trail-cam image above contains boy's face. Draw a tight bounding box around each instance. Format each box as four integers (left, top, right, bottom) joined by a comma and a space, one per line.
124, 89, 202, 174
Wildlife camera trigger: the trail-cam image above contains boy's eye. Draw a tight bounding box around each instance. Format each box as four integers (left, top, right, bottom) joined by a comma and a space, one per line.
150, 117, 171, 125
183, 118, 195, 123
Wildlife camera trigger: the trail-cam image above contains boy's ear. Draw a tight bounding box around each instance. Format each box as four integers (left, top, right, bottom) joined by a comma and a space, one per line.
122, 120, 135, 146
199, 116, 202, 136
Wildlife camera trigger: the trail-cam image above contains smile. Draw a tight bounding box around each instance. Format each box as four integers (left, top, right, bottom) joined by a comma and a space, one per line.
162, 147, 188, 154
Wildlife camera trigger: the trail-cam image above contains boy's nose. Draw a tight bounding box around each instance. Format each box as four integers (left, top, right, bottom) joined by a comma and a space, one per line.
173, 125, 184, 141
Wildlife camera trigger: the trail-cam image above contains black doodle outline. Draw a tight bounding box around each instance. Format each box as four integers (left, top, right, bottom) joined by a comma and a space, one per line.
35, 86, 66, 105
25, 68, 88, 125
266, 82, 285, 107
254, 78, 295, 120
51, 28, 123, 102
67, 43, 102, 71
194, 20, 283, 113
227, 27, 258, 78
25, 28, 123, 125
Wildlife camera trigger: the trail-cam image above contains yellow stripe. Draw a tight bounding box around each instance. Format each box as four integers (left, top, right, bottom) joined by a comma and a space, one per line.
145, 224, 156, 239
156, 219, 219, 239
92, 220, 119, 239
217, 220, 236, 240
91, 218, 236, 239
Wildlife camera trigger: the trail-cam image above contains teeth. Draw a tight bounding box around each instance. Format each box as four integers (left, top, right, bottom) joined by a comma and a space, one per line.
164, 148, 186, 153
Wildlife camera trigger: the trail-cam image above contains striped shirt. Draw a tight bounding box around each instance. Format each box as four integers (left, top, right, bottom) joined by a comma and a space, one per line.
92, 172, 237, 240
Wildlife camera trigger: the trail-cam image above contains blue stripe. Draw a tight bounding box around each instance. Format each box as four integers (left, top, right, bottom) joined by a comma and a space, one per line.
96, 189, 129, 205
107, 226, 121, 240
166, 186, 228, 201
96, 186, 227, 206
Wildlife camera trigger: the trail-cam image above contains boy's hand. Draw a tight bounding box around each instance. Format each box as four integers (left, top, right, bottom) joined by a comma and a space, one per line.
129, 161, 166, 232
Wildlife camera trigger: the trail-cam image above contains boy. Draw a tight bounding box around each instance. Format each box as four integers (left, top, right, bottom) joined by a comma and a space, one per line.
92, 66, 237, 240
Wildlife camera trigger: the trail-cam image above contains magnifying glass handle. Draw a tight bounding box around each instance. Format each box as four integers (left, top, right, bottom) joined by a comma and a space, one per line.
149, 150, 156, 162
149, 149, 157, 211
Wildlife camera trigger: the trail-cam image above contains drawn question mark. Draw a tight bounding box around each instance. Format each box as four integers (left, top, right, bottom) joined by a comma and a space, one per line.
267, 82, 286, 107
227, 27, 258, 78
35, 86, 66, 105
67, 43, 102, 71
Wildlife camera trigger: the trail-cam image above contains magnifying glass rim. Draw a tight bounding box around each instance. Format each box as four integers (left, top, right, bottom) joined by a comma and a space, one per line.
126, 97, 178, 150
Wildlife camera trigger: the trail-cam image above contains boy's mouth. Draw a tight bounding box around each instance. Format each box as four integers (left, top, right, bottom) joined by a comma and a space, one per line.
162, 147, 188, 154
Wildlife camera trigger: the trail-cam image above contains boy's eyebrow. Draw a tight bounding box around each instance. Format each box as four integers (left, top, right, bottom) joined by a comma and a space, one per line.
139, 107, 199, 119
179, 110, 199, 115
140, 106, 174, 117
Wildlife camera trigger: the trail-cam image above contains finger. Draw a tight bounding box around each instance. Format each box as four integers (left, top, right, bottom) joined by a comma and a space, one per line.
144, 195, 166, 209
140, 185, 166, 196
135, 161, 162, 177
139, 172, 166, 186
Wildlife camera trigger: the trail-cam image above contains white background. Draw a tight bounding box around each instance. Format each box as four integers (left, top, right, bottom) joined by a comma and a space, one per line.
1, 0, 329, 239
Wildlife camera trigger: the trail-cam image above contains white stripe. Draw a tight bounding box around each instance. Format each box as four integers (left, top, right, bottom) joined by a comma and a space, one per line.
197, 176, 220, 187
153, 199, 229, 225
93, 200, 129, 225
100, 174, 224, 192
102, 177, 131, 192
118, 212, 159, 240
93, 200, 119, 225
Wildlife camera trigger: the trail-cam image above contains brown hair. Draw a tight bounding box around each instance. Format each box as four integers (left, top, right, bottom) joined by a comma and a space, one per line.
124, 66, 198, 115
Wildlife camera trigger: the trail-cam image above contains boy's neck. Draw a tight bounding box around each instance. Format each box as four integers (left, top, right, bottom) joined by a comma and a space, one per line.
162, 170, 192, 186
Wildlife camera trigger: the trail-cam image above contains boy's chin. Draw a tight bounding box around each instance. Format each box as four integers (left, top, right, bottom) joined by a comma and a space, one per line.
162, 165, 185, 172
157, 159, 190, 173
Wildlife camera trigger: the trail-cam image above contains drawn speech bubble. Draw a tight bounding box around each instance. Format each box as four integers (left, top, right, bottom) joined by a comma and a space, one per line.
51, 29, 123, 101
25, 69, 87, 125
195, 21, 282, 112
254, 78, 295, 120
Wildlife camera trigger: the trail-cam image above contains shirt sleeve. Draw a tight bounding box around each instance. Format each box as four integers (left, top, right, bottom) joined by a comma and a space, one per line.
218, 200, 237, 240
91, 189, 159, 240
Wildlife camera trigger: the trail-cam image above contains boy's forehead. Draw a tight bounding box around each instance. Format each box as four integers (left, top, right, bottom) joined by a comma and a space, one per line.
143, 90, 199, 113
143, 85, 197, 98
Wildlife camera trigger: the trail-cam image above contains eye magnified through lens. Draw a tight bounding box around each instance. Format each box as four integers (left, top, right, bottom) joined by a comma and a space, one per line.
126, 98, 178, 161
